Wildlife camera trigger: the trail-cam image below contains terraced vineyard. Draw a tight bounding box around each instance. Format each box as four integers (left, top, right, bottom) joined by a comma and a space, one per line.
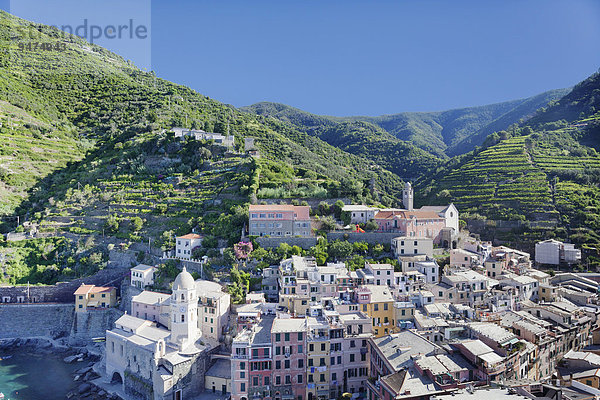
437, 136, 553, 220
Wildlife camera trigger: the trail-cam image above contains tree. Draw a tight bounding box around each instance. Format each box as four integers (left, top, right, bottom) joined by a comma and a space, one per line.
131, 216, 143, 232
234, 241, 253, 259
104, 215, 119, 234
318, 201, 330, 216
329, 240, 353, 261
250, 247, 268, 261
223, 248, 237, 266
320, 216, 336, 231
353, 241, 369, 255
365, 220, 379, 231
199, 147, 212, 160
276, 243, 293, 258
372, 243, 384, 257
155, 203, 168, 215
333, 200, 345, 219
291, 245, 303, 256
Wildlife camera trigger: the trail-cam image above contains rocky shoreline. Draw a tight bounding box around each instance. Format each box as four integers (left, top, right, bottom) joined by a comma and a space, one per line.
0, 337, 121, 400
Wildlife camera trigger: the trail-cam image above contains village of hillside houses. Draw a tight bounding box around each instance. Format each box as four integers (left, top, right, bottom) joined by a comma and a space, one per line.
1, 179, 594, 400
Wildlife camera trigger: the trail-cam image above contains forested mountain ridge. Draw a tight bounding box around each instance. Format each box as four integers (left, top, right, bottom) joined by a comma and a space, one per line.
242, 88, 569, 158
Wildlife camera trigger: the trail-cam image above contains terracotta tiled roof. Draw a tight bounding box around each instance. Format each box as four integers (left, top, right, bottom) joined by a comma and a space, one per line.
375, 209, 442, 220
74, 284, 115, 295
178, 233, 203, 239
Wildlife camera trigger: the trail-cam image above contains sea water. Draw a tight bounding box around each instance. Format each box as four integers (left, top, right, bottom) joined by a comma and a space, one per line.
0, 350, 81, 400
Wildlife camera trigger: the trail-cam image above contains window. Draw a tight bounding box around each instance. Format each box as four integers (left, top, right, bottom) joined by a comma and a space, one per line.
276, 376, 281, 385
321, 343, 325, 351
298, 359, 304, 368
384, 303, 388, 311
253, 349, 258, 358
181, 314, 185, 322
276, 360, 281, 369
285, 333, 290, 341
332, 373, 337, 381
276, 346, 281, 355
298, 344, 303, 353
298, 332, 303, 341
309, 344, 314, 352
285, 360, 290, 368
350, 354, 355, 362
350, 340, 355, 348
374, 304, 379, 311
320, 358, 326, 366
275, 333, 281, 342
320, 374, 325, 382
264, 376, 269, 385
240, 362, 245, 369
253, 377, 259, 386
240, 383, 245, 392
240, 372, 245, 379
297, 374, 303, 384
285, 375, 291, 384
308, 358, 313, 367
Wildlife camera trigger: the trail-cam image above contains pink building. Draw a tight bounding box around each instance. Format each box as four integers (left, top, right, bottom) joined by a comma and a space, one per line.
231, 315, 275, 400
131, 291, 170, 322
374, 209, 447, 244
271, 317, 308, 400
249, 205, 312, 237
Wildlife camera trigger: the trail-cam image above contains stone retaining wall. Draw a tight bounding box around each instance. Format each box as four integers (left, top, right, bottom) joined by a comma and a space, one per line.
327, 231, 400, 245
73, 308, 123, 340
0, 303, 74, 339
0, 268, 129, 304
256, 236, 318, 249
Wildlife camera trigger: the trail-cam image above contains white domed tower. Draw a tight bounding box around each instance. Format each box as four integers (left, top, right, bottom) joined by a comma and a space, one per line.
402, 181, 414, 211
169, 267, 199, 349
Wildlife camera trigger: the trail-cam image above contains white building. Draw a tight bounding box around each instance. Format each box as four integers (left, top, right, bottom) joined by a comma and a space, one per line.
500, 273, 539, 302
342, 205, 379, 224
391, 236, 433, 258
131, 264, 157, 289
400, 257, 440, 284
106, 268, 212, 400
535, 239, 581, 265
176, 233, 203, 260
172, 127, 235, 147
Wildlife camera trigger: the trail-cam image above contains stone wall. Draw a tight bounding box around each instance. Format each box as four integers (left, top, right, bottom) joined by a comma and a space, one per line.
327, 231, 401, 245
0, 303, 74, 339
0, 268, 129, 304
256, 236, 318, 249
73, 308, 123, 341
120, 283, 143, 314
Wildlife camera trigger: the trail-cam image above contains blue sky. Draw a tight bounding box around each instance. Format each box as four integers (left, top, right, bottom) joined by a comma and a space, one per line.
4, 0, 600, 116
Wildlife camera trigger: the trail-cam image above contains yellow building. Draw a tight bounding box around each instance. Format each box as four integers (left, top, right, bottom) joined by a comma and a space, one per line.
356, 285, 395, 338
538, 283, 558, 302
204, 358, 231, 395
307, 317, 331, 400
74, 284, 117, 312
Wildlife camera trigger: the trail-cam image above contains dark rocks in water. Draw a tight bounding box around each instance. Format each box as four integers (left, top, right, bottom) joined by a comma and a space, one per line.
77, 366, 93, 375
64, 355, 78, 363
78, 383, 92, 394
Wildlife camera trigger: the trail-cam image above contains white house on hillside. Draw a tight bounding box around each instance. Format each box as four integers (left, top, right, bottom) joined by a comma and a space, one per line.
176, 233, 203, 260
130, 264, 157, 289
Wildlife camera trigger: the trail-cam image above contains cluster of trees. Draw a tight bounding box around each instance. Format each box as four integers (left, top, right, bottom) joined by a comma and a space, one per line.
247, 237, 394, 271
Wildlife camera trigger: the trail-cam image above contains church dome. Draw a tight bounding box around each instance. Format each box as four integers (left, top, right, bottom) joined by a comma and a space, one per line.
173, 267, 195, 291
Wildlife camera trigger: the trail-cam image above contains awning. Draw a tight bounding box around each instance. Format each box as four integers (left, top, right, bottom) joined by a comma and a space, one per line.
87, 301, 99, 307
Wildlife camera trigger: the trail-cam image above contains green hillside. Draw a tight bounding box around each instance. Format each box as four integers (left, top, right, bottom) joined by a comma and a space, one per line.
242, 103, 440, 180
0, 10, 410, 283
417, 73, 600, 264
243, 89, 569, 158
